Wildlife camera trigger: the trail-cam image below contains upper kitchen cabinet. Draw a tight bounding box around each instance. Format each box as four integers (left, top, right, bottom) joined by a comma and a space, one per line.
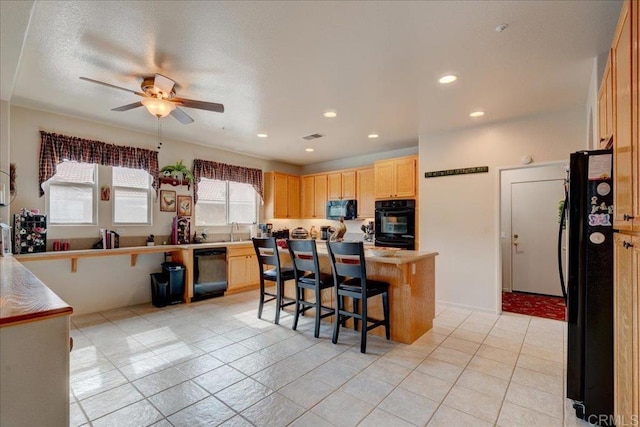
598, 54, 614, 146
357, 168, 375, 218
301, 174, 327, 219
611, 0, 639, 231
327, 171, 356, 200
374, 156, 417, 199
264, 172, 300, 219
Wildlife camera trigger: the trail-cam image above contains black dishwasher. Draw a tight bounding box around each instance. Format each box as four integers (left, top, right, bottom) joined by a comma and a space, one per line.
192, 248, 228, 301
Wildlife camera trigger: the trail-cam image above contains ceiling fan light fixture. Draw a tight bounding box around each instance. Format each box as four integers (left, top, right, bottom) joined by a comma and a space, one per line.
439, 74, 457, 84
141, 97, 176, 118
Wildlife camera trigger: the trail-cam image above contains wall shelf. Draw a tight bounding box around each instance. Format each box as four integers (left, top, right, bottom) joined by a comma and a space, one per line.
159, 177, 191, 190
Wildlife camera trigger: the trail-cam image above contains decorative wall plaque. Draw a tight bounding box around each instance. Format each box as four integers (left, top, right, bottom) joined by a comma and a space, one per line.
425, 166, 489, 178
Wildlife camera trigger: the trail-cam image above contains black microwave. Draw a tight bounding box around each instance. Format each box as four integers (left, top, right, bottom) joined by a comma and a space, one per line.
326, 200, 357, 220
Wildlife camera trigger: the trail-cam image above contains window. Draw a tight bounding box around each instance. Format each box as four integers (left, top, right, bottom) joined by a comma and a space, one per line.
196, 178, 258, 225
113, 167, 152, 224
46, 161, 97, 224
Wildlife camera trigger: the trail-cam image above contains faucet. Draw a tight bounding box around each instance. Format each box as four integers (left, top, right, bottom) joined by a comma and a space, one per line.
230, 222, 239, 242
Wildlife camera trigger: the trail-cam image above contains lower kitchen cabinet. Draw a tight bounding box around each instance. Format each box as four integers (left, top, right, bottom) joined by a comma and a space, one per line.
227, 245, 260, 293
613, 233, 640, 425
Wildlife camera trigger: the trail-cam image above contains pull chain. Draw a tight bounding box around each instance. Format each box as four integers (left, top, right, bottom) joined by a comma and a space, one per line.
156, 117, 163, 150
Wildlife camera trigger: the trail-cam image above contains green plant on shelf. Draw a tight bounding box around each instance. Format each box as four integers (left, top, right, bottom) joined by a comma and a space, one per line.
160, 160, 194, 183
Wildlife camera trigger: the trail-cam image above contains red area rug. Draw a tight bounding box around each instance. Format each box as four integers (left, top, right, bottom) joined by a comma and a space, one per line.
502, 291, 566, 322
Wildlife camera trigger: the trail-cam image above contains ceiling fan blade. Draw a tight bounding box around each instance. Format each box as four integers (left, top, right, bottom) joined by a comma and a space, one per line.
80, 77, 145, 97
171, 107, 195, 124
154, 73, 176, 96
111, 101, 143, 112
173, 97, 224, 113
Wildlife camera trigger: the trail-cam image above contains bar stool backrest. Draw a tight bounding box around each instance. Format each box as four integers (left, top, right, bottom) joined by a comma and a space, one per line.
287, 239, 320, 276
326, 241, 368, 289
252, 237, 282, 275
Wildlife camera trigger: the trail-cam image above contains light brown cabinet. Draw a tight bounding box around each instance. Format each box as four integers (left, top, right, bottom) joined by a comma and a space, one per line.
374, 156, 417, 199
264, 172, 300, 219
606, 1, 640, 423
357, 168, 375, 218
598, 55, 614, 146
612, 0, 638, 232
227, 245, 260, 293
301, 174, 327, 219
328, 171, 356, 200
613, 234, 639, 426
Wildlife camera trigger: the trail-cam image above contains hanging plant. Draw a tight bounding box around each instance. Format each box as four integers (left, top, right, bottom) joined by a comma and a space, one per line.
160, 160, 194, 183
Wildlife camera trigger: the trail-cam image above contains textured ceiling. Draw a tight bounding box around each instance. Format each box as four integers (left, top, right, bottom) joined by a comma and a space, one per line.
0, 1, 622, 165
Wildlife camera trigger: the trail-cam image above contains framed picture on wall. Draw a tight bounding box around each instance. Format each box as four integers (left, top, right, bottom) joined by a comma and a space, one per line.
177, 195, 192, 216
160, 190, 176, 212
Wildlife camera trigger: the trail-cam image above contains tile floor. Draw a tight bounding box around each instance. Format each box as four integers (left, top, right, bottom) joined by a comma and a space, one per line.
69, 290, 594, 426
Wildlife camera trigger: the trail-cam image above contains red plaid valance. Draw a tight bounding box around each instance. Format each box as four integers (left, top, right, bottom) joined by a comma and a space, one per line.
38, 131, 159, 196
192, 159, 263, 203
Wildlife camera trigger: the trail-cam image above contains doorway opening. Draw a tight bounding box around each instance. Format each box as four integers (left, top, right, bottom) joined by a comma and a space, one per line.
498, 162, 568, 321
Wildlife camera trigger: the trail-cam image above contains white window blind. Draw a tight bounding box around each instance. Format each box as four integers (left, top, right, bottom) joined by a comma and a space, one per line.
47, 161, 96, 224
113, 167, 151, 224
195, 178, 257, 226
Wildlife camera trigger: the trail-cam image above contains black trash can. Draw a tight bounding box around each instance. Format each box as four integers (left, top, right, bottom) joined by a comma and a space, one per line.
162, 262, 186, 305
150, 273, 169, 308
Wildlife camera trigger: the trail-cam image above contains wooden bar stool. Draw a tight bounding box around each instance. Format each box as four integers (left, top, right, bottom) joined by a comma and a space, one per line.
326, 241, 390, 353
252, 237, 296, 325
286, 239, 335, 338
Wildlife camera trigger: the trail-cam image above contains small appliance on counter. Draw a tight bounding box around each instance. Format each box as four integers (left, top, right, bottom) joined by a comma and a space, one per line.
361, 221, 375, 242
272, 228, 290, 239
291, 227, 309, 239
258, 223, 273, 237
320, 226, 331, 240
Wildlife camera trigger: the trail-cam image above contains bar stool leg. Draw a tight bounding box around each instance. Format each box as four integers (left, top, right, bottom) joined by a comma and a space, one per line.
332, 294, 341, 344
274, 278, 282, 325
360, 302, 367, 353
258, 279, 265, 319
292, 284, 301, 331
383, 291, 390, 340
353, 298, 360, 331
314, 287, 321, 338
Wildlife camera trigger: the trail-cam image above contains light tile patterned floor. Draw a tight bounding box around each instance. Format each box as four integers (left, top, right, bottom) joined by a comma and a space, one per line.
69, 290, 594, 426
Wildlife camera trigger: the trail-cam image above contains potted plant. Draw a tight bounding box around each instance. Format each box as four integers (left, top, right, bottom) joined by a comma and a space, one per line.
160, 160, 194, 185
146, 234, 155, 246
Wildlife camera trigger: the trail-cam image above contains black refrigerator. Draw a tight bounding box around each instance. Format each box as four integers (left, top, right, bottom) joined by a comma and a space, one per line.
566, 149, 614, 425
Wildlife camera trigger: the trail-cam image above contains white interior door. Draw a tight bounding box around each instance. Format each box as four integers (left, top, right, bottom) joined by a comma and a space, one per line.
511, 179, 565, 296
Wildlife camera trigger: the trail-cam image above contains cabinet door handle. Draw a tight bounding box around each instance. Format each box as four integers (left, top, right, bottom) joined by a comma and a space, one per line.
623, 214, 635, 221
623, 241, 634, 249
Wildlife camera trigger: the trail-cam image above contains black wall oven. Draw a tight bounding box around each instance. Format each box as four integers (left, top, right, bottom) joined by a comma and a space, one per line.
375, 199, 416, 250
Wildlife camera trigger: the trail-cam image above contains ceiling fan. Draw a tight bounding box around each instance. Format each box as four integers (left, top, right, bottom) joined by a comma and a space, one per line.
79, 74, 224, 124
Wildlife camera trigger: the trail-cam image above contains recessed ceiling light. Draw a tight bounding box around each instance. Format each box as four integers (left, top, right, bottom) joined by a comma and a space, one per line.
469, 111, 485, 118
257, 133, 268, 138
305, 148, 314, 152
323, 111, 337, 118
368, 134, 379, 139
439, 74, 458, 84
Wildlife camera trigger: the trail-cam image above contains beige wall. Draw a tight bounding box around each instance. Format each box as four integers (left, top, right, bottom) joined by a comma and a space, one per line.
9, 105, 301, 241
0, 100, 9, 224
419, 105, 587, 312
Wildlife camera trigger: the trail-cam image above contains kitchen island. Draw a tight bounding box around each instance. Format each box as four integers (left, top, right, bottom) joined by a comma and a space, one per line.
279, 246, 439, 344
